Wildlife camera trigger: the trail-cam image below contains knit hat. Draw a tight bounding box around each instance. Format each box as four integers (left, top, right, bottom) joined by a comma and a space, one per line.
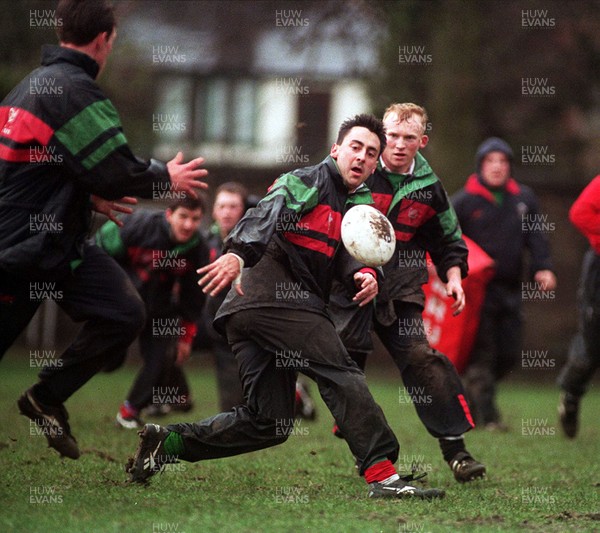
475, 137, 514, 173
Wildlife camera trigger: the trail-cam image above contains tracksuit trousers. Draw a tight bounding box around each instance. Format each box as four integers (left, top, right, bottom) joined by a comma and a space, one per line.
373, 302, 475, 438
0, 243, 146, 405
558, 249, 600, 396
166, 308, 399, 475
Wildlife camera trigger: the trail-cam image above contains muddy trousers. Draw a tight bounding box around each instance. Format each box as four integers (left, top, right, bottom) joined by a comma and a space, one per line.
558, 249, 600, 397
167, 308, 399, 475
372, 302, 475, 438
0, 243, 145, 404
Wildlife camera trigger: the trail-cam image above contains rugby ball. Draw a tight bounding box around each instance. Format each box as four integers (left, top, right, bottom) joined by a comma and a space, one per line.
341, 205, 395, 267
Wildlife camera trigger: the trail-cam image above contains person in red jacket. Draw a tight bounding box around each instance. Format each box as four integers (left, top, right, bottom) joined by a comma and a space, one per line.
557, 175, 600, 438
0, 0, 207, 460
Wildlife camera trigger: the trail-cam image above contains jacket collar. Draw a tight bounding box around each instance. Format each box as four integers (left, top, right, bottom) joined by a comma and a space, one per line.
41, 44, 100, 80
465, 173, 521, 203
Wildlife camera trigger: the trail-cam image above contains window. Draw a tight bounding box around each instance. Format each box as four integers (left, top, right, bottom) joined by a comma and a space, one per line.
195, 77, 257, 145
154, 77, 193, 141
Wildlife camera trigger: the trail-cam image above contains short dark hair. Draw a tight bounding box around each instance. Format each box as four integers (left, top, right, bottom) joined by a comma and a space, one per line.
56, 0, 116, 46
215, 182, 248, 205
167, 195, 205, 213
336, 114, 386, 155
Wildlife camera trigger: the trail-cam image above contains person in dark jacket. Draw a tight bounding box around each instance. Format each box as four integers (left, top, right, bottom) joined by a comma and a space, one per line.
126, 114, 446, 501
200, 181, 316, 418
330, 103, 485, 484
196, 182, 249, 412
0, 0, 207, 460
95, 197, 210, 428
557, 175, 600, 438
452, 137, 557, 430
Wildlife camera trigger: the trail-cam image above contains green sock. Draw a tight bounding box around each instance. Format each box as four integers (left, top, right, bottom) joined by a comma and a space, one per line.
163, 431, 185, 456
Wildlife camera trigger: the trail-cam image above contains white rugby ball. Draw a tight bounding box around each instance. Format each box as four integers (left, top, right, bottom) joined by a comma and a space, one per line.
341, 205, 395, 267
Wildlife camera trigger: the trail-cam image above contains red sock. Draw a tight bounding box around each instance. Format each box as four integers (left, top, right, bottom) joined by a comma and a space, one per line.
119, 402, 137, 418
364, 459, 398, 484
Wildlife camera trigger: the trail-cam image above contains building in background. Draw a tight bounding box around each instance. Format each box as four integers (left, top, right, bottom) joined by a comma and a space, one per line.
114, 1, 381, 192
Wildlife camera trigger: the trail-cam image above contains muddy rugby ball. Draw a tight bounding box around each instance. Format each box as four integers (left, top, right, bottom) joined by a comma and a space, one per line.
341, 205, 395, 267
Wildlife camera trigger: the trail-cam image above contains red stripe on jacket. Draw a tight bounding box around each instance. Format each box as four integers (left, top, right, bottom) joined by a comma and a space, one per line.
284, 232, 336, 257
371, 192, 392, 215
0, 144, 32, 162
282, 204, 343, 257
396, 201, 436, 229
0, 106, 55, 145
299, 204, 343, 241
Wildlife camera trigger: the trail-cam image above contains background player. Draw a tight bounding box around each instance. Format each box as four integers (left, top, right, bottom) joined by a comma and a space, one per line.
96, 197, 209, 428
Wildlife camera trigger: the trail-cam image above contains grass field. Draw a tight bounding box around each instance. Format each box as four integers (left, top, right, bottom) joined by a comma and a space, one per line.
0, 348, 598, 533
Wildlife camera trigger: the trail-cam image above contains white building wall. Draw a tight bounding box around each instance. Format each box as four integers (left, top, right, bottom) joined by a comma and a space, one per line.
328, 80, 371, 142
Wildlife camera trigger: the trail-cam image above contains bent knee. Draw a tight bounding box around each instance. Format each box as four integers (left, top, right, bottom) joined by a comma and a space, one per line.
118, 293, 146, 331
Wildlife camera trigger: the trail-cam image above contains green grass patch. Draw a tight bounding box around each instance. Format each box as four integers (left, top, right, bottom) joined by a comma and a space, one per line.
0, 349, 598, 532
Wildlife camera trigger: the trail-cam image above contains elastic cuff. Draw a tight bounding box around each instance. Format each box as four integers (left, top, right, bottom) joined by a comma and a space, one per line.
229, 253, 244, 286
359, 267, 377, 280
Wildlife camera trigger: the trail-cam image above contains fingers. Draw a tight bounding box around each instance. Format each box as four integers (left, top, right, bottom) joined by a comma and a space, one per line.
357, 292, 376, 306
356, 285, 377, 306
450, 291, 466, 316
353, 273, 377, 307
186, 177, 209, 191
111, 216, 125, 227
197, 263, 212, 275
185, 156, 206, 169
168, 152, 210, 198
169, 151, 183, 165
202, 275, 232, 297
112, 203, 134, 215
181, 186, 198, 199
119, 196, 138, 205
197, 256, 240, 297
234, 281, 245, 296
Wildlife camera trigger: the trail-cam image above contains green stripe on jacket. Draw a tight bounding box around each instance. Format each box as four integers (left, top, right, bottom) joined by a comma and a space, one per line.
55, 99, 128, 169
263, 173, 319, 213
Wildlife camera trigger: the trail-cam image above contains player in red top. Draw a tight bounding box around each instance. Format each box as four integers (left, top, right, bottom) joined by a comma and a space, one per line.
557, 175, 600, 438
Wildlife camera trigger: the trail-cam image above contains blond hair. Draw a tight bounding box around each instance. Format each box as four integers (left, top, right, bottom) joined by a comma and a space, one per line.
383, 103, 428, 135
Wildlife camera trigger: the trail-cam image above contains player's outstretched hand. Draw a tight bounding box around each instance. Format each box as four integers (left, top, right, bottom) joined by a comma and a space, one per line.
353, 271, 378, 307
197, 253, 244, 297
167, 151, 209, 199
90, 195, 137, 226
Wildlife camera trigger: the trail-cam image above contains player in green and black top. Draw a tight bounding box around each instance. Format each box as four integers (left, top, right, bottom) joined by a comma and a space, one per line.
0, 0, 207, 460
330, 103, 486, 483
126, 114, 446, 501
96, 197, 210, 429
